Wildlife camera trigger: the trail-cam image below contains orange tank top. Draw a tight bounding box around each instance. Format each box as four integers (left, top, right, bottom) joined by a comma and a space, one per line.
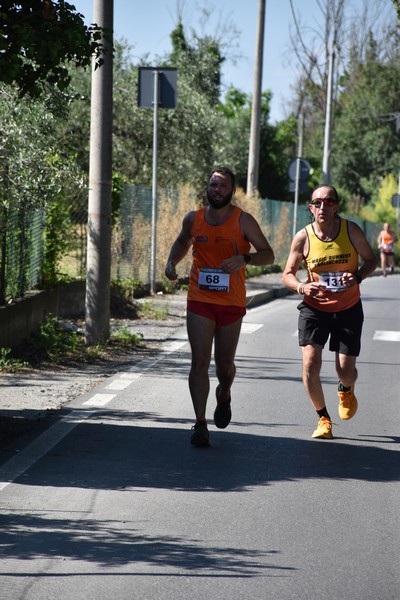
380, 230, 395, 252
187, 206, 250, 306
303, 217, 360, 312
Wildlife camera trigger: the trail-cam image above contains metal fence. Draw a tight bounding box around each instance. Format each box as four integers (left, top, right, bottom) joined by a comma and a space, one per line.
0, 204, 46, 304
0, 185, 383, 304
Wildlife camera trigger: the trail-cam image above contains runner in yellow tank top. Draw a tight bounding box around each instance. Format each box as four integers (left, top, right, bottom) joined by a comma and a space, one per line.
303, 217, 360, 312
282, 185, 377, 440
165, 167, 274, 447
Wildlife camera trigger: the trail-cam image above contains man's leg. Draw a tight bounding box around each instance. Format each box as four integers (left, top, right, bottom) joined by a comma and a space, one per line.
301, 343, 325, 410
186, 310, 216, 421
336, 353, 358, 420
381, 251, 387, 276
302, 343, 333, 438
214, 318, 243, 399
335, 353, 358, 388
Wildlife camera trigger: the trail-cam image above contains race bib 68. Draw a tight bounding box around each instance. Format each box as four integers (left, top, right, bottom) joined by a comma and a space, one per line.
198, 268, 229, 292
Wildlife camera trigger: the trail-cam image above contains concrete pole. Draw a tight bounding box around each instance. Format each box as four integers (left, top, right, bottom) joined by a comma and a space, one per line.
247, 0, 266, 196
293, 113, 304, 237
322, 41, 335, 185
85, 0, 113, 345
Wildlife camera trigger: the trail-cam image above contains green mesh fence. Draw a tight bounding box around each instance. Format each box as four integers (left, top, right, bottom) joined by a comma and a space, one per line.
1, 186, 382, 304
0, 204, 45, 304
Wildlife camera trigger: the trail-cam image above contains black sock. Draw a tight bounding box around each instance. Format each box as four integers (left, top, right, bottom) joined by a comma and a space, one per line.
317, 407, 331, 420
338, 382, 351, 392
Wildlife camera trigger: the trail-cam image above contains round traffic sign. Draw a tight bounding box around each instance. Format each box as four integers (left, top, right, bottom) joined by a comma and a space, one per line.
288, 158, 310, 182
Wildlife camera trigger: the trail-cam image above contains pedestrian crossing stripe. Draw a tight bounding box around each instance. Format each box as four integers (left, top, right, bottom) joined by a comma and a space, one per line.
373, 330, 400, 342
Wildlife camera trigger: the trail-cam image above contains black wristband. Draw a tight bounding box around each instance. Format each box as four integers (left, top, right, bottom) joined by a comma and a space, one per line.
243, 253, 251, 264
354, 272, 362, 284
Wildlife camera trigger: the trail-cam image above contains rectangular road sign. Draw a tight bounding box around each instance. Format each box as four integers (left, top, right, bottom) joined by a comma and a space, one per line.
138, 67, 177, 109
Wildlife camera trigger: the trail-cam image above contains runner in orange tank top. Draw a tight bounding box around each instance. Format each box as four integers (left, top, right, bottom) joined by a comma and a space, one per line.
377, 222, 397, 277
165, 167, 274, 447
282, 185, 377, 440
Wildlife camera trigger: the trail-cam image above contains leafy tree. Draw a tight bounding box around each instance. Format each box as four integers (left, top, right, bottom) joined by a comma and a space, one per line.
0, 84, 86, 210
0, 0, 105, 97
360, 173, 398, 224
287, 0, 398, 210
394, 0, 400, 20
55, 17, 296, 198
218, 88, 297, 199
0, 83, 88, 286
333, 31, 400, 203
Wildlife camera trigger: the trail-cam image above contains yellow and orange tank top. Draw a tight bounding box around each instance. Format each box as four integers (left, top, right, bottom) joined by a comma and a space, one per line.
303, 217, 360, 312
188, 206, 250, 306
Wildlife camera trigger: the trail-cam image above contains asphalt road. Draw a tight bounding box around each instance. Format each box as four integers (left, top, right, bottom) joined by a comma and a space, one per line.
0, 275, 399, 600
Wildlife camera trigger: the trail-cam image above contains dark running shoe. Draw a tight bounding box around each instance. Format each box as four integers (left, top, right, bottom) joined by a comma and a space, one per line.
213, 385, 232, 429
190, 421, 210, 447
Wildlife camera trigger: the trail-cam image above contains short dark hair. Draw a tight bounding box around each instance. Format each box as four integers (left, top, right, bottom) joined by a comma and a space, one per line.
312, 184, 340, 202
208, 166, 236, 188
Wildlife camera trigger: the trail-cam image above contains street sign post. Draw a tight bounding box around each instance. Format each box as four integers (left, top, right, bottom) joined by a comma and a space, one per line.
138, 68, 177, 294
288, 158, 310, 182
288, 153, 310, 236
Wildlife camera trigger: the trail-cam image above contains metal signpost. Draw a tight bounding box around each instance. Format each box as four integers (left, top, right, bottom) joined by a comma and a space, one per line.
288, 156, 310, 236
138, 67, 177, 294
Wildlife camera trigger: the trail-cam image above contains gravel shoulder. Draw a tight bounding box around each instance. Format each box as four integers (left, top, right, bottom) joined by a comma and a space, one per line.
0, 313, 186, 447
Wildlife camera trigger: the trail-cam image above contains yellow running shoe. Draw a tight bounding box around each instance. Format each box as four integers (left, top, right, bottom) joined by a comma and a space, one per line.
337, 384, 358, 420
312, 416, 333, 439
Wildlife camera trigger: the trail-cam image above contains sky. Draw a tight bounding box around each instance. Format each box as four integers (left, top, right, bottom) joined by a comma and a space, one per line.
71, 0, 394, 123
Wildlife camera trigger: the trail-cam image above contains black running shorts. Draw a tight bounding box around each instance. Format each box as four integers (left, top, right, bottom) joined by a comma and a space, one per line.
297, 300, 364, 356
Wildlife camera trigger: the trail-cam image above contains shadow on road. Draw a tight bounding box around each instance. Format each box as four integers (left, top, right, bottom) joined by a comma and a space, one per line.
10, 410, 399, 492
0, 411, 398, 575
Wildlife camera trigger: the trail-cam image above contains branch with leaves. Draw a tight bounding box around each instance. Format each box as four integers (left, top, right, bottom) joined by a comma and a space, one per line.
0, 0, 107, 96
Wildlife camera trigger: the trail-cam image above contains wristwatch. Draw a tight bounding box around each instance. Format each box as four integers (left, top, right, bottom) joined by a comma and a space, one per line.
243, 253, 252, 264
354, 272, 362, 284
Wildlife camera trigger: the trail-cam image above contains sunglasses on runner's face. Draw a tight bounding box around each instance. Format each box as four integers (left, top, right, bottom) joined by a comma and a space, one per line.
309, 197, 338, 207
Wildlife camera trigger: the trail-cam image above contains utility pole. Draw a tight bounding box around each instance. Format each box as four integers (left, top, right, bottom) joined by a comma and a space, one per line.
85, 0, 113, 345
322, 40, 335, 185
247, 0, 266, 196
293, 113, 304, 237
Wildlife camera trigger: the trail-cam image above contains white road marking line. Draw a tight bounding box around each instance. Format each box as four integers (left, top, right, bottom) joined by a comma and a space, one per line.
105, 379, 133, 391
373, 330, 400, 342
241, 323, 263, 333
83, 393, 116, 407
119, 372, 142, 380
0, 410, 92, 491
162, 340, 187, 353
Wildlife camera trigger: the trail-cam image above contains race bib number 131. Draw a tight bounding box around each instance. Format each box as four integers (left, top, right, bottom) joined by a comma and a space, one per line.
198, 268, 229, 292
318, 271, 346, 292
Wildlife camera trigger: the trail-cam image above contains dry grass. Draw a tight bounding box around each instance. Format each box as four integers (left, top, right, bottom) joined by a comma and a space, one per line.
155, 184, 200, 281
59, 186, 293, 285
